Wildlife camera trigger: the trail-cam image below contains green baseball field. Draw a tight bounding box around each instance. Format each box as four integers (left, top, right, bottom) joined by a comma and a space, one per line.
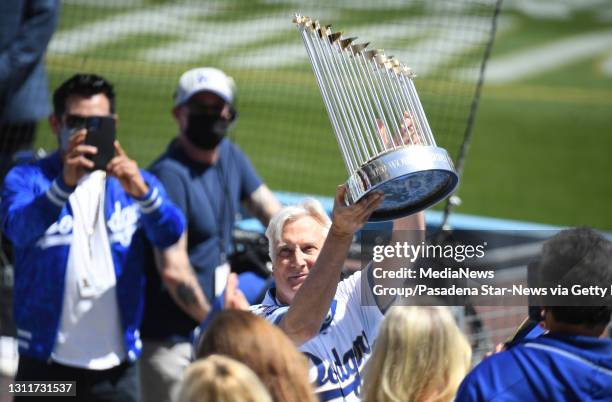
34, 0, 612, 229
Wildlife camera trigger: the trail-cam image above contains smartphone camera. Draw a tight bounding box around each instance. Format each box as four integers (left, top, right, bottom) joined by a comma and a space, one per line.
84, 116, 116, 171
86, 116, 106, 130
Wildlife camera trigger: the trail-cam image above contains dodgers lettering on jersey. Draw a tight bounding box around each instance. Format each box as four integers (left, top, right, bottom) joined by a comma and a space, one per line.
251, 270, 383, 402
36, 201, 139, 249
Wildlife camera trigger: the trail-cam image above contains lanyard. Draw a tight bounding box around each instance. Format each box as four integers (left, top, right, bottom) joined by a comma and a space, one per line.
202, 158, 233, 263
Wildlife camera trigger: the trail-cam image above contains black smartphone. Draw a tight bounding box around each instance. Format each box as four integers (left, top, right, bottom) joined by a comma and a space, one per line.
84, 116, 116, 171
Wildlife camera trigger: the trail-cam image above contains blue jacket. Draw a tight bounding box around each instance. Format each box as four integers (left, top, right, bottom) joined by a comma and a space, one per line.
455, 332, 612, 402
0, 0, 60, 122
1, 152, 185, 362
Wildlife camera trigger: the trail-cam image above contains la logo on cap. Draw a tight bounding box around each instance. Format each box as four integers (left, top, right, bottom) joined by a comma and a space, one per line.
196, 72, 207, 83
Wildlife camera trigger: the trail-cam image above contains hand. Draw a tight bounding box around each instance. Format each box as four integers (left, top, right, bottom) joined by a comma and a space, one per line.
62, 129, 97, 187
106, 141, 149, 198
400, 111, 419, 144
376, 111, 419, 149
329, 185, 383, 238
483, 342, 506, 360
223, 273, 249, 310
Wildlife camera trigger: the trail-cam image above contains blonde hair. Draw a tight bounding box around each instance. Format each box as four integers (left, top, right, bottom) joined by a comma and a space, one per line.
178, 355, 272, 402
362, 306, 471, 402
265, 198, 331, 260
196, 310, 317, 402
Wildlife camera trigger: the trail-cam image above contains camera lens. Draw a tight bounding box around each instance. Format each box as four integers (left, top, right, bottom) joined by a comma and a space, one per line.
88, 117, 101, 129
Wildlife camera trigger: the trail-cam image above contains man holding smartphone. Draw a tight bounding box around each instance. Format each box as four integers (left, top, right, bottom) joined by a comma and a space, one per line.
1, 73, 185, 402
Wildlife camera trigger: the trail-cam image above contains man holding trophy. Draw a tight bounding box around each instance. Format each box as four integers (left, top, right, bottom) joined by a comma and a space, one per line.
221, 15, 458, 401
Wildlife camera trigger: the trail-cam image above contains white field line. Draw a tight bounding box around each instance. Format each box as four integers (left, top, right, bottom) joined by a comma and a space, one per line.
483, 30, 612, 84
268, 0, 608, 16
262, 0, 420, 10
223, 20, 424, 69
226, 15, 513, 75
602, 54, 612, 76
503, 0, 610, 20
141, 12, 309, 63
391, 16, 514, 77
62, 0, 145, 7
506, 0, 572, 20
224, 43, 305, 69
48, 4, 219, 55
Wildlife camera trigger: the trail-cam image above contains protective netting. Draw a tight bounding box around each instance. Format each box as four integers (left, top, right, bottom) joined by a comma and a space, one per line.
0, 0, 508, 366
30, 0, 501, 196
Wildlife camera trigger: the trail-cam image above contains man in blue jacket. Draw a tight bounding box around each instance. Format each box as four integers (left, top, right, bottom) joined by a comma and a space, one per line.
1, 73, 185, 402
456, 227, 612, 402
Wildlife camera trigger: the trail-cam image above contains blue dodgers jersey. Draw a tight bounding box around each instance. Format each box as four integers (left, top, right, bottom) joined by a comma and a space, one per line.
251, 270, 383, 402
456, 332, 612, 402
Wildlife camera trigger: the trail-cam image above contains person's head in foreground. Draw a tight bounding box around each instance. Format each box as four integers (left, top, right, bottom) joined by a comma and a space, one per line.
265, 198, 331, 305
177, 355, 272, 402
362, 306, 472, 402
454, 227, 612, 402
173, 67, 237, 152
196, 310, 317, 402
537, 226, 612, 336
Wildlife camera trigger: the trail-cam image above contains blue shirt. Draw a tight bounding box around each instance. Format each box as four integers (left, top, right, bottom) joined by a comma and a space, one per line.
455, 332, 612, 402
142, 138, 263, 339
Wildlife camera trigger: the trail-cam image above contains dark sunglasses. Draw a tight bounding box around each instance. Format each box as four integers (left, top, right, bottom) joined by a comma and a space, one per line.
64, 114, 113, 130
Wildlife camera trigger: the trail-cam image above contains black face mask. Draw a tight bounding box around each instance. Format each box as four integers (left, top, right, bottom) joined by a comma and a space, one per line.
185, 112, 233, 150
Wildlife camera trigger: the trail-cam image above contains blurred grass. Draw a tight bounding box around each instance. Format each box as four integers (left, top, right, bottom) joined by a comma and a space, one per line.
34, 1, 612, 230
461, 84, 612, 228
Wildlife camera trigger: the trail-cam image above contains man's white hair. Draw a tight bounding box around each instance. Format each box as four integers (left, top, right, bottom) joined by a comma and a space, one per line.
265, 199, 332, 261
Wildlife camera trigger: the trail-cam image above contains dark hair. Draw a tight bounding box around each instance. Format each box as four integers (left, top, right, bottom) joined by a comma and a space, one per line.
53, 73, 116, 117
538, 227, 612, 327
547, 307, 610, 328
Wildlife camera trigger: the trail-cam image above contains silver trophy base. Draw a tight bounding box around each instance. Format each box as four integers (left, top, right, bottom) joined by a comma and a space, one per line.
345, 146, 458, 221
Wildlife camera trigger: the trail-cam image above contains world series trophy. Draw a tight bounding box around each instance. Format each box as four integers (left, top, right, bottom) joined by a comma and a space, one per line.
293, 15, 458, 221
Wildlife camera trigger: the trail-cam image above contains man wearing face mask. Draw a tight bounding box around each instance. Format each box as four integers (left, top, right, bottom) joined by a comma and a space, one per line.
140, 67, 281, 402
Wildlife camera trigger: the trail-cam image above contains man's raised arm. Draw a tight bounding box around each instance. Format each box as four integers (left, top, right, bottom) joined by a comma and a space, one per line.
370, 211, 426, 312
